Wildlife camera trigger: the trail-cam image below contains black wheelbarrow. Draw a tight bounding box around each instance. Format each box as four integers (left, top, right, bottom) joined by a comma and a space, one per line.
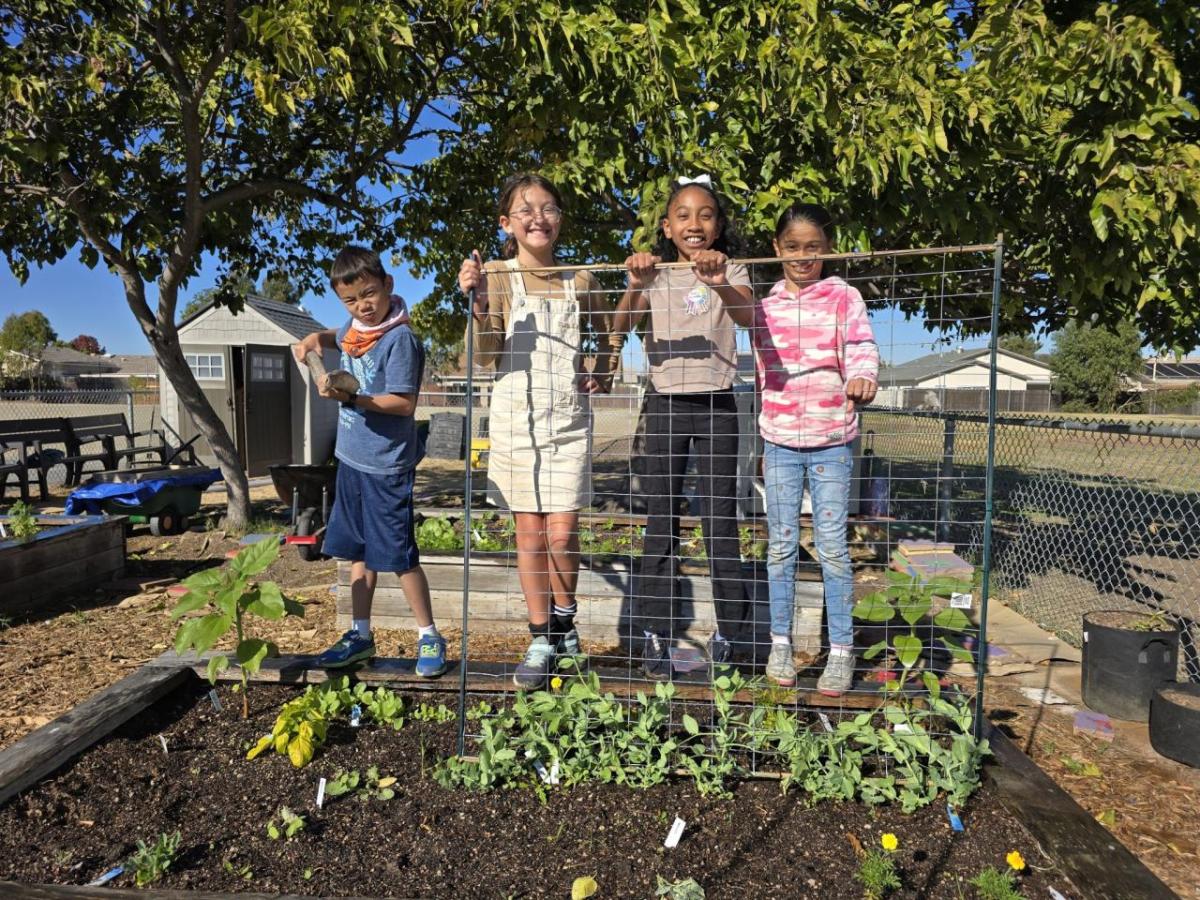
269, 464, 337, 561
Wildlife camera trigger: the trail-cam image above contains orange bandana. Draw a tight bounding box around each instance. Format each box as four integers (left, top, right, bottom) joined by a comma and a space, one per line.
340, 297, 410, 358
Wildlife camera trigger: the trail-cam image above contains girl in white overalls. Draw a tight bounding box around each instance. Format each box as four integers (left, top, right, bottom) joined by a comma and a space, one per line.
458, 173, 621, 689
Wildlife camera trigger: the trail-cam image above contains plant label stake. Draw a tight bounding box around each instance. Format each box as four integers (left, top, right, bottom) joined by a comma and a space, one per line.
950, 591, 973, 609
158, 734, 169, 755
818, 712, 834, 733
316, 777, 327, 810
208, 689, 222, 712
349, 704, 363, 728
88, 866, 124, 886
946, 804, 964, 832
664, 817, 686, 849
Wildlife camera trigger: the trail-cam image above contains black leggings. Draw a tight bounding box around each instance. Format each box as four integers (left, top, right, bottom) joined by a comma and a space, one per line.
633, 389, 749, 642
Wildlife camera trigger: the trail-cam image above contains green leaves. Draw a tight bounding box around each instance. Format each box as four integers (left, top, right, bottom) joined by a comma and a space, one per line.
168, 544, 300, 716
231, 537, 280, 578
852, 592, 895, 623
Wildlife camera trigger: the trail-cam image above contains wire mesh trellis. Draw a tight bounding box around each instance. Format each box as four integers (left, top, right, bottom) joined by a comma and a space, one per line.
413, 241, 1007, 795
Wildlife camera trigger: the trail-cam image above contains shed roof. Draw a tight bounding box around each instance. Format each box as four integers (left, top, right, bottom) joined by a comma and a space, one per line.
178, 294, 327, 341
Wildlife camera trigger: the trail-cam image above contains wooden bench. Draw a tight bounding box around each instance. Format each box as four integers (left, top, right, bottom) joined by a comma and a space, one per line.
61, 413, 175, 485
0, 418, 74, 502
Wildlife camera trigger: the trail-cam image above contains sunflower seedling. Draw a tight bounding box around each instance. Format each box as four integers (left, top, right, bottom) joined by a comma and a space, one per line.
170, 538, 303, 718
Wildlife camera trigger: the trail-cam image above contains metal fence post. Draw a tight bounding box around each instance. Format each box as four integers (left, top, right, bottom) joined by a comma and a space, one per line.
975, 236, 1005, 740
936, 416, 957, 543
126, 391, 135, 432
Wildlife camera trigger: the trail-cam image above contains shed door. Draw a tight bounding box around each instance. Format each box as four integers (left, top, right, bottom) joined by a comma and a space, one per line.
243, 345, 292, 475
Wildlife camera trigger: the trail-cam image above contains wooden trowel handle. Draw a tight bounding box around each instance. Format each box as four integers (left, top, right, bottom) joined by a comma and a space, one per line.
304, 350, 328, 381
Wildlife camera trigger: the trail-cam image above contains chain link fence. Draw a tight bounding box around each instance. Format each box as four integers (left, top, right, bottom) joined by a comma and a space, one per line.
0, 389, 161, 487
863, 408, 1200, 682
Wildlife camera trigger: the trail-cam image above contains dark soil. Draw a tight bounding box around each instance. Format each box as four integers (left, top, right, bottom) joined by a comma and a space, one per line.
1158, 683, 1200, 712
0, 681, 1075, 898
1085, 610, 1177, 632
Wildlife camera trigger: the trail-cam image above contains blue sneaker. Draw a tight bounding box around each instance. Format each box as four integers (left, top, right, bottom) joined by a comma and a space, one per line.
513, 635, 555, 689
415, 632, 447, 678
317, 629, 375, 668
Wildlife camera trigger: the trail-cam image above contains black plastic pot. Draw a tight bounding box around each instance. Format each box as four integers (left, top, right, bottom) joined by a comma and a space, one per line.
1081, 610, 1179, 722
1150, 683, 1200, 768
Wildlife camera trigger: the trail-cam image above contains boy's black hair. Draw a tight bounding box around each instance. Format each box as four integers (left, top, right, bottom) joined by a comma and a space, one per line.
329, 245, 387, 288
774, 202, 836, 243
651, 179, 744, 262
498, 173, 564, 260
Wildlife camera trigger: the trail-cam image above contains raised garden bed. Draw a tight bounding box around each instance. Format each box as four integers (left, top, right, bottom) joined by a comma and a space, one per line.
0, 515, 125, 616
0, 657, 1176, 899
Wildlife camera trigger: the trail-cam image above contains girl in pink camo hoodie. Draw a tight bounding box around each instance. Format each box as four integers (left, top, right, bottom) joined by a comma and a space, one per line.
752, 203, 879, 694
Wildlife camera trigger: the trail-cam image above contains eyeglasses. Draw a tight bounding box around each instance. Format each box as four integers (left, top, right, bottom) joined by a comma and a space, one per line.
508, 205, 563, 223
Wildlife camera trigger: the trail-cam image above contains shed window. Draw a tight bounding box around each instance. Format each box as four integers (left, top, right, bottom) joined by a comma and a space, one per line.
251, 354, 286, 382
185, 353, 224, 380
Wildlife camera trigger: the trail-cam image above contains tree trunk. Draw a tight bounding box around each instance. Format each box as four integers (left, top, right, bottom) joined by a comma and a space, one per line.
151, 336, 252, 530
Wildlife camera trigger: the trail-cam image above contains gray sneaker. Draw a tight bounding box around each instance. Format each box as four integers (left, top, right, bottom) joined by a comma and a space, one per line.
556, 628, 587, 673
765, 643, 797, 686
817, 650, 856, 696
514, 635, 555, 690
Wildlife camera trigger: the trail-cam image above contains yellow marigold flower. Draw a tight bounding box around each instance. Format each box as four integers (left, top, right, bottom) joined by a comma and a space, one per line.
550, 676, 563, 691
881, 833, 899, 852
1006, 850, 1026, 872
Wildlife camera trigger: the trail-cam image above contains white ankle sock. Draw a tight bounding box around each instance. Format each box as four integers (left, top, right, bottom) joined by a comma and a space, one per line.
830, 644, 853, 656
418, 623, 439, 638
352, 618, 371, 638
771, 634, 791, 646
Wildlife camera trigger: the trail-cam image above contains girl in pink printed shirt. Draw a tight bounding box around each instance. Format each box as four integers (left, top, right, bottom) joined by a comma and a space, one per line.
753, 203, 879, 694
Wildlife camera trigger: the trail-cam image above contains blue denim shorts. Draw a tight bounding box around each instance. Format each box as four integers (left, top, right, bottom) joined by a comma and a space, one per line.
322, 464, 420, 573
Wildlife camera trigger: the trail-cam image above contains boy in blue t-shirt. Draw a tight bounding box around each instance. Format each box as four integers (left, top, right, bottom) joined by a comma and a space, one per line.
293, 246, 446, 677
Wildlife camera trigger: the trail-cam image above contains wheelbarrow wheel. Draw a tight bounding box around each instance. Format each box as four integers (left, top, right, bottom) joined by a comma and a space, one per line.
295, 508, 323, 562
149, 511, 178, 537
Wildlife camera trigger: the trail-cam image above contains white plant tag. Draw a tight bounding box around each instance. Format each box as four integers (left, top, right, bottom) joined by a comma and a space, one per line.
818, 712, 834, 733
893, 722, 914, 734
1048, 889, 1068, 900
950, 592, 973, 609
316, 777, 327, 810
664, 817, 686, 849
158, 735, 169, 755
207, 689, 222, 712
349, 704, 362, 728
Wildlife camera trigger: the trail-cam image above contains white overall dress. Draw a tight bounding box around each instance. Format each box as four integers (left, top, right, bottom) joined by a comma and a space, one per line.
486, 259, 592, 512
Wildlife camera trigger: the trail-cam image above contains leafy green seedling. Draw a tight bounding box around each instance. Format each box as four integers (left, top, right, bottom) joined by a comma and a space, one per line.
266, 806, 306, 840
656, 875, 706, 899
170, 538, 303, 718
4, 501, 38, 541
128, 830, 181, 887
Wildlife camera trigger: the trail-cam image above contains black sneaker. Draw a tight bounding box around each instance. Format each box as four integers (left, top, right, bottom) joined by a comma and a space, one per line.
707, 633, 736, 680
641, 632, 672, 681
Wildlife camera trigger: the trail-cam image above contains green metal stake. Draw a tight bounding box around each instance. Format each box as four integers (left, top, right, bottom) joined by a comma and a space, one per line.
456, 285, 477, 758
974, 236, 1005, 741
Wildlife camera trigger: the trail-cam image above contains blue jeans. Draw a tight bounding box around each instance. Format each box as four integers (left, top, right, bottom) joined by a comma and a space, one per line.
764, 440, 853, 646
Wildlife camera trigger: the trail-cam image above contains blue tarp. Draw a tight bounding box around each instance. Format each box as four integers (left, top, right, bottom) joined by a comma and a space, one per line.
65, 469, 221, 515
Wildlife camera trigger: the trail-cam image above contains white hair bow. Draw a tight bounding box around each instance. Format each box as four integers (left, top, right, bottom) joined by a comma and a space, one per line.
676, 174, 712, 187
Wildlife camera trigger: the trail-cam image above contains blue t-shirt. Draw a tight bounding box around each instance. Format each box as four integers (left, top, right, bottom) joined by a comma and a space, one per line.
333, 322, 425, 475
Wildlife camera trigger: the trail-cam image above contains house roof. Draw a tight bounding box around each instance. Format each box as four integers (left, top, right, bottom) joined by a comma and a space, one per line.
107, 354, 158, 376
41, 346, 121, 373
178, 294, 328, 341
880, 348, 1050, 386
1145, 360, 1200, 380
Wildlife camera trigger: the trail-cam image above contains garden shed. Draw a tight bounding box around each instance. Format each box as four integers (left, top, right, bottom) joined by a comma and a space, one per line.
159, 296, 338, 475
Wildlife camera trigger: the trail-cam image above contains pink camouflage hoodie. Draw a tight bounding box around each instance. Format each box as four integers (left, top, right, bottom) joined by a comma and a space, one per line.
753, 276, 879, 449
